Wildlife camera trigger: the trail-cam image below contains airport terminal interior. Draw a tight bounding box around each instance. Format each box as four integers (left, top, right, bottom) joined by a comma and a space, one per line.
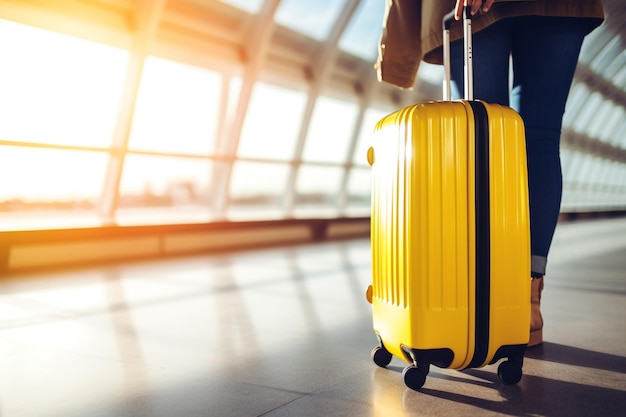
0, 1, 624, 416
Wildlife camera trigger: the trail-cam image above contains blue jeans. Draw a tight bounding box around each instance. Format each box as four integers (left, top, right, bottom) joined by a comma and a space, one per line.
450, 16, 592, 277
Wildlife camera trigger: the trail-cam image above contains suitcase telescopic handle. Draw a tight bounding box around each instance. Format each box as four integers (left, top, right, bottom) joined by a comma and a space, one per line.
442, 7, 473, 101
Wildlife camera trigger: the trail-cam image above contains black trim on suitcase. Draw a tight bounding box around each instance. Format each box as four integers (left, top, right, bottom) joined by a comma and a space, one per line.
401, 345, 454, 369
468, 101, 491, 369
491, 344, 526, 366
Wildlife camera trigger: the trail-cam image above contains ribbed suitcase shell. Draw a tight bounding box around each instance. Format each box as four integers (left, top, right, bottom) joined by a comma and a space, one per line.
368, 99, 531, 375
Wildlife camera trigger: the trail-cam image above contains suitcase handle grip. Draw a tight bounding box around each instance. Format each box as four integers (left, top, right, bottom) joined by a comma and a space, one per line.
442, 7, 473, 101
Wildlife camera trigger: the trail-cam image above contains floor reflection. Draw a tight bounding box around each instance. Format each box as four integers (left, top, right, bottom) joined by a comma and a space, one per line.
103, 269, 152, 417
0, 218, 623, 417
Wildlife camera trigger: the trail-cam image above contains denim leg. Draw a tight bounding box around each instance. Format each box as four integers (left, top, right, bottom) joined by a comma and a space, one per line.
451, 16, 589, 277
510, 16, 588, 276
450, 20, 511, 104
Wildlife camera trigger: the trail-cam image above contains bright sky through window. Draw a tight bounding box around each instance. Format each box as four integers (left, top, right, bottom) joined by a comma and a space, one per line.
0, 19, 127, 203
0, 20, 128, 148
129, 57, 222, 155
218, 0, 264, 14
275, 0, 347, 41
338, 0, 385, 60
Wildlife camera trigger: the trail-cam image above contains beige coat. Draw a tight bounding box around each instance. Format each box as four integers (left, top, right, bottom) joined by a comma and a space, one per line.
376, 0, 605, 89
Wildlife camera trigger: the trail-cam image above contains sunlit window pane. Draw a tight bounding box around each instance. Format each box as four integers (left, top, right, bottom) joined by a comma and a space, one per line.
228, 161, 290, 219
0, 147, 107, 231
116, 154, 215, 225
418, 62, 444, 86
338, 0, 385, 60
571, 92, 602, 136
560, 148, 576, 182
0, 147, 106, 202
224, 76, 243, 151
129, 57, 222, 155
0, 19, 128, 147
302, 96, 359, 163
601, 106, 625, 148
238, 83, 307, 161
218, 0, 264, 13
589, 36, 620, 74
345, 167, 371, 205
352, 107, 389, 165
275, 0, 347, 41
585, 100, 613, 143
563, 83, 587, 127
294, 165, 343, 216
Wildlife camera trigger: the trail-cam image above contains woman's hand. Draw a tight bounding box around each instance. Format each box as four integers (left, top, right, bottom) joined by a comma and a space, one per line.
455, 0, 495, 20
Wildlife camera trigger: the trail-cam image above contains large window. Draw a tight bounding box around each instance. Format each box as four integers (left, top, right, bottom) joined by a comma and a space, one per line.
128, 57, 222, 155
218, 0, 265, 14
0, 19, 128, 231
0, 21, 127, 148
274, 0, 348, 41
0, 147, 108, 230
228, 161, 291, 220
116, 155, 216, 225
301, 96, 359, 163
0, 18, 377, 231
0, 2, 623, 232
343, 107, 390, 216
114, 57, 227, 224
338, 0, 385, 60
237, 83, 307, 161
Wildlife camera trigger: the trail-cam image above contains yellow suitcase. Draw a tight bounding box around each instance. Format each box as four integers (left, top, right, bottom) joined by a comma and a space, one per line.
366, 9, 530, 390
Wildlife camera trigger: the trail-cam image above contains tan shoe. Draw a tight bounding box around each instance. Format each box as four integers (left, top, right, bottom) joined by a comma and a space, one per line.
529, 277, 544, 347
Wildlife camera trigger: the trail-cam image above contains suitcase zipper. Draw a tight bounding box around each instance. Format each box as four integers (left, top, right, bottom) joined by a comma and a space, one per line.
468, 100, 490, 369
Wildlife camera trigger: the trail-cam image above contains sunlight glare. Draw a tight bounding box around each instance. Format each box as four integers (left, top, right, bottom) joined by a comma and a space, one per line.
0, 19, 128, 147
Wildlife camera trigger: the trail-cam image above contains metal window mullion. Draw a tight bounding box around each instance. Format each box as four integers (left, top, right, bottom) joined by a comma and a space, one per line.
283, 0, 360, 215
212, 0, 280, 219
337, 72, 379, 214
98, 0, 166, 224
209, 71, 235, 214
284, 88, 318, 216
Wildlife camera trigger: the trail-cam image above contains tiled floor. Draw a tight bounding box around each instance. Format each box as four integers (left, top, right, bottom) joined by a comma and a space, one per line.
1, 217, 625, 417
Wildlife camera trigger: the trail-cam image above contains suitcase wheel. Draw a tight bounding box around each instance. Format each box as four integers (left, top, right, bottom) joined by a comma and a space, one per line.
402, 364, 429, 391
371, 345, 392, 368
497, 360, 523, 385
